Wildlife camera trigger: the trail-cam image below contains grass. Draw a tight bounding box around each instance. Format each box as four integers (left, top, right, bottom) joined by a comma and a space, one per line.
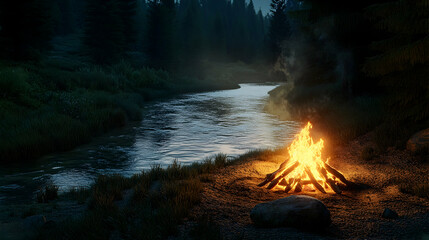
0, 60, 238, 164
36, 151, 266, 240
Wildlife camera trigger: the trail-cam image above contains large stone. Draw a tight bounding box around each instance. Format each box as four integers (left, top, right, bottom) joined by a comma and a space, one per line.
407, 128, 429, 153
250, 195, 331, 230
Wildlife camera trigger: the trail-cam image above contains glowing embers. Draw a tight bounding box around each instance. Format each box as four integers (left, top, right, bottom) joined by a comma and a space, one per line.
258, 122, 351, 194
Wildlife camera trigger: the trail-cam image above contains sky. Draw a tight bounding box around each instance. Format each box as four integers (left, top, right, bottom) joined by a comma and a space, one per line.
251, 0, 271, 16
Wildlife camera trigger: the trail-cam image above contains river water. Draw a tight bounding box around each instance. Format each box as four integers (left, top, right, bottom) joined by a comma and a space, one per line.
0, 83, 300, 204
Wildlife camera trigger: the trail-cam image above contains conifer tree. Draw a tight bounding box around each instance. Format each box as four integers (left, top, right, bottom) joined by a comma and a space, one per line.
363, 0, 429, 124
268, 0, 290, 62
0, 0, 53, 60
146, 0, 177, 70
84, 0, 125, 64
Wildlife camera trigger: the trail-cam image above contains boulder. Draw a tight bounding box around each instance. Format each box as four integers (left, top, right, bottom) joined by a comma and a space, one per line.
407, 128, 429, 153
250, 195, 331, 230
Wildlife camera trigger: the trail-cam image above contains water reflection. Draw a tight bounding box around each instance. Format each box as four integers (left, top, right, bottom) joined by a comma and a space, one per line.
0, 83, 300, 204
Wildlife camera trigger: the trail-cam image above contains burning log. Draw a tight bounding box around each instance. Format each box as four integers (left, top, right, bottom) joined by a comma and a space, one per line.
257, 158, 289, 187
305, 167, 326, 193
317, 166, 342, 194
267, 162, 300, 189
294, 179, 302, 192
284, 178, 296, 193
256, 122, 352, 194
324, 162, 351, 186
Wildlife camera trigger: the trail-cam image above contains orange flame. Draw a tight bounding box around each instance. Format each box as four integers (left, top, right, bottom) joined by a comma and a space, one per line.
287, 122, 325, 181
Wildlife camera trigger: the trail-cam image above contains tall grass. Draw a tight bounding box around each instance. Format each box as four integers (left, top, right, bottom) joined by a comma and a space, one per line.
37, 152, 254, 240
1, 59, 233, 163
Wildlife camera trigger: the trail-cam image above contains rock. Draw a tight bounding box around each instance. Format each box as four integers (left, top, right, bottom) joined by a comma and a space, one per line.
250, 195, 331, 230
407, 128, 429, 153
23, 215, 46, 230
382, 208, 398, 219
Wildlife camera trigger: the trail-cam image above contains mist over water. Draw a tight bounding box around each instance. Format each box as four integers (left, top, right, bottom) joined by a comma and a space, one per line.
0, 83, 300, 204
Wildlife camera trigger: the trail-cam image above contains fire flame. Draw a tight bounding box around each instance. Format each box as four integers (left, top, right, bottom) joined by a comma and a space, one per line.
287, 122, 326, 182
258, 121, 350, 193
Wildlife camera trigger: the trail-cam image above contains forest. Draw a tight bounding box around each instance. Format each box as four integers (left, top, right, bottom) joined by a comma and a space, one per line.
0, 0, 271, 163
0, 0, 428, 239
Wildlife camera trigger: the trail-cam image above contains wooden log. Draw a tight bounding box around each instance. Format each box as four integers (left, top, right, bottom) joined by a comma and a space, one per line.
267, 162, 300, 189
257, 158, 289, 187
278, 178, 287, 186
305, 167, 326, 193
284, 178, 296, 193
317, 166, 342, 194
324, 162, 350, 185
294, 179, 302, 192
327, 178, 342, 194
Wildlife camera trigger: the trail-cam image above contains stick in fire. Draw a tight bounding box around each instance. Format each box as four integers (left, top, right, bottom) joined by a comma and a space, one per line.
257, 122, 352, 194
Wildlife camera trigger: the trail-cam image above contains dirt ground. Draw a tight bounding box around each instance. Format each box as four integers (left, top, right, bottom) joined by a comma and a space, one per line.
180, 134, 429, 239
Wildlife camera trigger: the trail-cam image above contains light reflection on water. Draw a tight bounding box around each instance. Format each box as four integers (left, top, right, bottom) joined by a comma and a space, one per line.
0, 83, 300, 204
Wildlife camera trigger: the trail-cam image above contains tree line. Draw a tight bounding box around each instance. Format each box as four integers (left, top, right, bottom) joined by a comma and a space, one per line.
269, 0, 428, 147
0, 0, 271, 73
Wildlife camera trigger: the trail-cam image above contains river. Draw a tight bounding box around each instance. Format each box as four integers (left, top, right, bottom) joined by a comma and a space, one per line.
0, 83, 300, 204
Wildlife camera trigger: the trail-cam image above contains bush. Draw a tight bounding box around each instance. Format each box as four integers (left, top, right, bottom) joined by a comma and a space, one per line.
0, 67, 31, 102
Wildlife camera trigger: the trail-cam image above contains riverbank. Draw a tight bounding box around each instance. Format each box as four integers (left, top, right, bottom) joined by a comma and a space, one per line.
178, 132, 429, 239
1, 134, 428, 239
0, 60, 266, 164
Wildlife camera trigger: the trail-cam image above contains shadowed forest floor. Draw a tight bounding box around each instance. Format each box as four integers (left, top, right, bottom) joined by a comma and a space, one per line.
177, 133, 429, 239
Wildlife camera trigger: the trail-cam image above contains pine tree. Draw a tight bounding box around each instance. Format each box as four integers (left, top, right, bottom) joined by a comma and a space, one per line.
146, 0, 177, 70
118, 0, 138, 50
0, 0, 53, 60
84, 0, 125, 64
181, 0, 203, 64
268, 0, 290, 62
363, 0, 429, 124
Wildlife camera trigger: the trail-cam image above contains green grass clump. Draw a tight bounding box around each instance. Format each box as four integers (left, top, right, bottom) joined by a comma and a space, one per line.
37, 151, 269, 240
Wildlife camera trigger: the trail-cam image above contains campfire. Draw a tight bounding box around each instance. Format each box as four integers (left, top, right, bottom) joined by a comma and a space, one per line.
258, 122, 351, 194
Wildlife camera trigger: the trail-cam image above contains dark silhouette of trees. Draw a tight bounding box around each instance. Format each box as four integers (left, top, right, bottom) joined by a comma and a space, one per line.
268, 0, 290, 62
0, 0, 53, 60
363, 0, 429, 124
146, 0, 176, 70
84, 0, 137, 64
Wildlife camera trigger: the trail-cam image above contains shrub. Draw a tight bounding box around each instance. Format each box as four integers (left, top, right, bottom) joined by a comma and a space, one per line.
0, 67, 31, 102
